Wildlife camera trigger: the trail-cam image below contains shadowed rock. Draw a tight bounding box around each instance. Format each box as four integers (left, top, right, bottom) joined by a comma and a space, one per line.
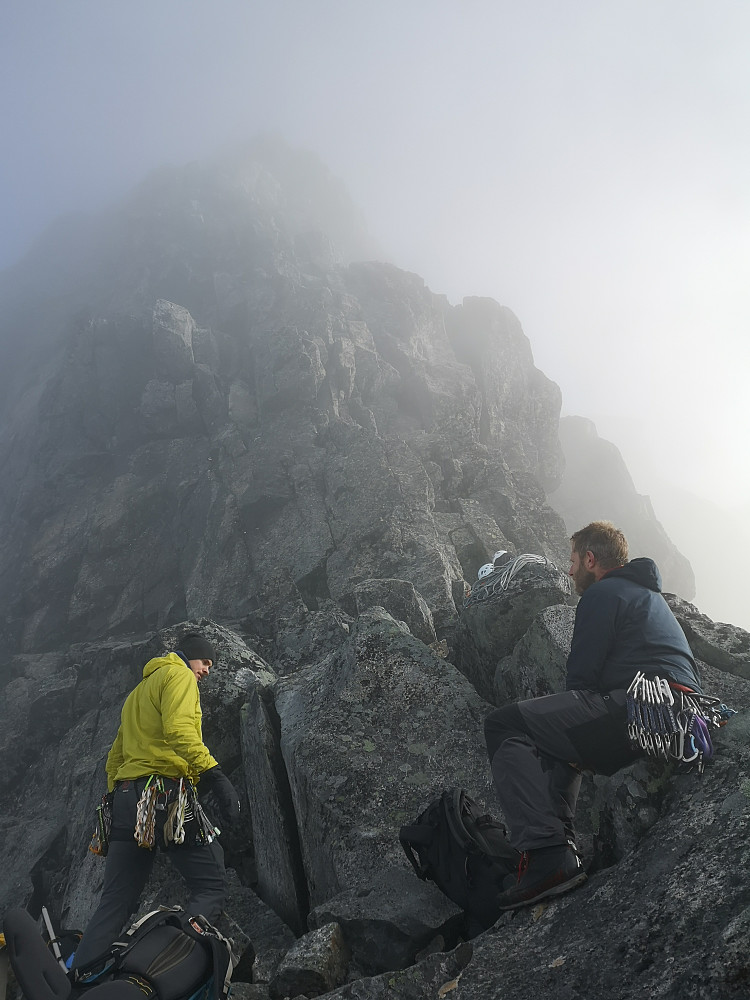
307, 867, 463, 975
493, 604, 575, 705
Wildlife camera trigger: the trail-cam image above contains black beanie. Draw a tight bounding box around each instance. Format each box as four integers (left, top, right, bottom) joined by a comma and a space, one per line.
177, 633, 217, 663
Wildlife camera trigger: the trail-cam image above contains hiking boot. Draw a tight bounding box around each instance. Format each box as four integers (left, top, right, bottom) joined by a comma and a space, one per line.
496, 843, 587, 910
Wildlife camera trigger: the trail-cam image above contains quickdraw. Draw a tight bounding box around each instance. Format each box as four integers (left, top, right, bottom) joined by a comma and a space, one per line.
89, 791, 113, 856
626, 671, 736, 774
134, 776, 166, 848
161, 778, 220, 847
163, 778, 189, 846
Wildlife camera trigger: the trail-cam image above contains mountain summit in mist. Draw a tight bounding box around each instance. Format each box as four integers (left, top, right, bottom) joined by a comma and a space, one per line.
0, 138, 694, 658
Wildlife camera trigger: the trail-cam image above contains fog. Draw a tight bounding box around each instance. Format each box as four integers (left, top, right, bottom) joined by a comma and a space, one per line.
2, 1, 749, 627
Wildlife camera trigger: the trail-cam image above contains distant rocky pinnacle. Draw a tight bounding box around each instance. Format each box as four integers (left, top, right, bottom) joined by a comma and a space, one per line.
2, 140, 744, 1000
548, 415, 695, 599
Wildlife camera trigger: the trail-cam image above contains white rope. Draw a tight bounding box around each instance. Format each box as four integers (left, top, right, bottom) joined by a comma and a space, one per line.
496, 553, 550, 590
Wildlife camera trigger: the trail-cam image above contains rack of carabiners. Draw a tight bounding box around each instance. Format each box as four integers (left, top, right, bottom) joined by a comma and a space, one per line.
626, 671, 736, 773
135, 776, 220, 848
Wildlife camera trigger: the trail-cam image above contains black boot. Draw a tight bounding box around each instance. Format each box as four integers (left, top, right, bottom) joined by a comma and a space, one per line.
496, 843, 587, 910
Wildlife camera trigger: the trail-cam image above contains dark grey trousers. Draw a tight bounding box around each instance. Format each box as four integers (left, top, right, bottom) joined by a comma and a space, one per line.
484, 689, 640, 851
73, 778, 226, 971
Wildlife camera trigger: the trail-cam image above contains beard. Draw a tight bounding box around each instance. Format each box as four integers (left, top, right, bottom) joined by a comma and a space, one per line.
572, 565, 597, 595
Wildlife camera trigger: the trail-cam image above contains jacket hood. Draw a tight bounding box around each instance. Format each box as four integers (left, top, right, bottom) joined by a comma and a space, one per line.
142, 651, 190, 678
604, 557, 662, 593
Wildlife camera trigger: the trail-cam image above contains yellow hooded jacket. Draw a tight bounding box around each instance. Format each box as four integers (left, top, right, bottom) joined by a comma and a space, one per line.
105, 653, 218, 791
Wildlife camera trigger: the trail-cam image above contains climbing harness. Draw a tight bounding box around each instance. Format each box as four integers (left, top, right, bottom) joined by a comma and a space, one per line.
626, 671, 736, 773
89, 791, 113, 856
88, 776, 221, 854
131, 776, 221, 849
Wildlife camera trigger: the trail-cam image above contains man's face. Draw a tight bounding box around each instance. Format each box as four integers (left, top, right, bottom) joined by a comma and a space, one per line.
569, 546, 596, 596
189, 658, 212, 682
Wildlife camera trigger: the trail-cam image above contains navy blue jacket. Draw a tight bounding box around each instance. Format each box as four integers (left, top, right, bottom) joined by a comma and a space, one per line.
566, 557, 701, 693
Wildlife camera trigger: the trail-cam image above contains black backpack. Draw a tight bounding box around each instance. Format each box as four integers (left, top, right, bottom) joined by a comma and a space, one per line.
399, 788, 521, 931
3, 905, 237, 1000
104, 907, 236, 1000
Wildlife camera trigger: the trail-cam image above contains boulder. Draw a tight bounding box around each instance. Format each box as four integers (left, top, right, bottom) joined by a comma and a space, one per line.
241, 681, 310, 934
307, 866, 462, 975
666, 595, 750, 680
324, 942, 474, 1000
342, 579, 437, 646
218, 876, 297, 986
270, 922, 350, 1000
493, 604, 575, 705
242, 609, 495, 927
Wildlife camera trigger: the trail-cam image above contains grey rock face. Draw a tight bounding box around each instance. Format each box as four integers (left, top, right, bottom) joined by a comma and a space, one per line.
445, 297, 563, 491
493, 604, 575, 705
243, 609, 495, 925
0, 146, 570, 662
667, 594, 750, 679
152, 299, 197, 380
342, 579, 436, 646
323, 942, 474, 1000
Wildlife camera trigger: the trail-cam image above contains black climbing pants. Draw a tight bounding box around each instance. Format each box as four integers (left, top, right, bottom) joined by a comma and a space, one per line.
485, 689, 641, 851
73, 777, 226, 971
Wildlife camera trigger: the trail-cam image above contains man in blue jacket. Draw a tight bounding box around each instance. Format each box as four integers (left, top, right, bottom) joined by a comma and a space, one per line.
484, 521, 701, 910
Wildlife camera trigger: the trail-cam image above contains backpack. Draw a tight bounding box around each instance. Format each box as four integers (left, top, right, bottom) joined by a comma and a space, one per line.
399, 788, 521, 931
3, 906, 237, 1000
104, 907, 236, 1000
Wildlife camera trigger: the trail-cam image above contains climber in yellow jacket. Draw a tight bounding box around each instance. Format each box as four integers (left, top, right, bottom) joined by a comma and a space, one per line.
105, 651, 219, 788
73, 633, 240, 974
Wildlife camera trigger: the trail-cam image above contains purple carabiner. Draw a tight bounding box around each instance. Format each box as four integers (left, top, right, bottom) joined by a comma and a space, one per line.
690, 715, 713, 760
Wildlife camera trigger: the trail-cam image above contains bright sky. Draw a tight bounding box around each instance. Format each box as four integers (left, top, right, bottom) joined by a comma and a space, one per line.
1, 1, 749, 620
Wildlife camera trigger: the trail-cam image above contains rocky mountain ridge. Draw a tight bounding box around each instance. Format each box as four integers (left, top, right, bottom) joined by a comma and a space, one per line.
1, 140, 743, 998
3, 586, 750, 1000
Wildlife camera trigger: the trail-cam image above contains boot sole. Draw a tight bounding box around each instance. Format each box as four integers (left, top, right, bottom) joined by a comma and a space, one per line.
498, 870, 588, 911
